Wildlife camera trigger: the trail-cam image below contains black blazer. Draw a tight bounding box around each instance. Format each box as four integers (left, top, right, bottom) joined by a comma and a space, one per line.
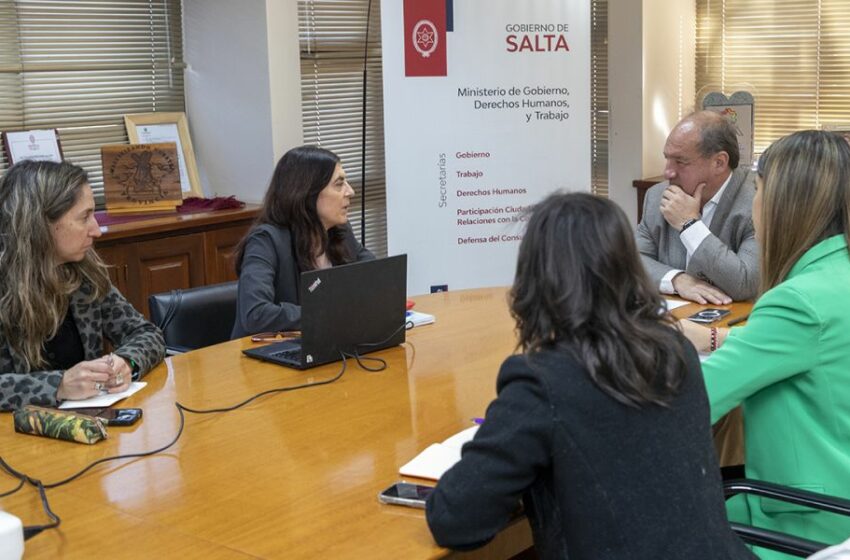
426, 339, 755, 560
231, 223, 374, 338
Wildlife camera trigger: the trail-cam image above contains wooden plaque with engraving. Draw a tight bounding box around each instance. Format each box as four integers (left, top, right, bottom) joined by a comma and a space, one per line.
101, 143, 183, 215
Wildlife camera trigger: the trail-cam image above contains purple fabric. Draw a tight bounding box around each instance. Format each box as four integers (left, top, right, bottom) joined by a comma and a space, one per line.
96, 196, 246, 227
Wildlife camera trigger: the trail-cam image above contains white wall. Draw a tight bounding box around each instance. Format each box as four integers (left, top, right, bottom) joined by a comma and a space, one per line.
608, 0, 695, 222
183, 0, 303, 203
641, 0, 696, 177
265, 0, 304, 163
181, 1, 694, 219
607, 0, 644, 222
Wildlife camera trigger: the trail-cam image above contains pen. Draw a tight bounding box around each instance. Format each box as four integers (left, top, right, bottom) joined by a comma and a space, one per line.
250, 331, 302, 342
471, 417, 484, 425
727, 314, 750, 327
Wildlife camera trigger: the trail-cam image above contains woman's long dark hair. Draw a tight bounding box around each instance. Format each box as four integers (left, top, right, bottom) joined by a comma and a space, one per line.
511, 192, 688, 407
235, 146, 352, 272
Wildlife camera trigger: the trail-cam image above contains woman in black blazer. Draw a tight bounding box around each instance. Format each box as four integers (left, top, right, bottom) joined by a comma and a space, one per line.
231, 146, 373, 338
425, 192, 753, 560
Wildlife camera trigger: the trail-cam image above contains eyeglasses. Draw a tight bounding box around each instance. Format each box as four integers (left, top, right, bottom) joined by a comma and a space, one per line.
250, 331, 302, 342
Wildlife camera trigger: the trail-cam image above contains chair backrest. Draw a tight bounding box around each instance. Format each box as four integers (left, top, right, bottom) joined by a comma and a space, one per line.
148, 281, 238, 353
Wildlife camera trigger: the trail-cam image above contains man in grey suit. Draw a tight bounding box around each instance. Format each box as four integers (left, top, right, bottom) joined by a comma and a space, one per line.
636, 110, 758, 304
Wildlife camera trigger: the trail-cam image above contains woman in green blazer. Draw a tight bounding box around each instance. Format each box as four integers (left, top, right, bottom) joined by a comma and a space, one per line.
683, 130, 850, 559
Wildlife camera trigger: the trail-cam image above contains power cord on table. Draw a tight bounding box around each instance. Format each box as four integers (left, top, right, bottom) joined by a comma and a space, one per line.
2, 320, 415, 540
0, 350, 352, 539
345, 321, 414, 372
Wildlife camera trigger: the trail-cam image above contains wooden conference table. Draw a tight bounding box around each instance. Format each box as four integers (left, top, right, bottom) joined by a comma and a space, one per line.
0, 288, 751, 559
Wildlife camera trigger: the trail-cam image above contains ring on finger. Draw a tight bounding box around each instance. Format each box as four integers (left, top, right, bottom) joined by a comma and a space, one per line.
95, 382, 104, 392
116, 374, 124, 385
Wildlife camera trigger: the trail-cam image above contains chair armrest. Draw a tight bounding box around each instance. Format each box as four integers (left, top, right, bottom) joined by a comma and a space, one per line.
729, 522, 827, 557
165, 345, 192, 355
724, 479, 850, 516
724, 479, 850, 557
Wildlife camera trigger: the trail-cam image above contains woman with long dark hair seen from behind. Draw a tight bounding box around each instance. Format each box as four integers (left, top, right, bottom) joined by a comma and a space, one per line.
231, 146, 373, 338
682, 130, 850, 558
426, 192, 753, 559
0, 160, 165, 411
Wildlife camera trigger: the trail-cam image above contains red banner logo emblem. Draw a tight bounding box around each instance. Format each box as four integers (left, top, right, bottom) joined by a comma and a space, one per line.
404, 0, 446, 76
413, 20, 438, 58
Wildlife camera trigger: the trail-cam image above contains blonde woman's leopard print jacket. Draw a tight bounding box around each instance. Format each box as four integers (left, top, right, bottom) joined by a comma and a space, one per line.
0, 282, 165, 411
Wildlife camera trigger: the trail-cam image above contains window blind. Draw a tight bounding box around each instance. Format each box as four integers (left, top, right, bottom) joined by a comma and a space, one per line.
591, 0, 608, 198
0, 0, 186, 202
299, 0, 609, 258
696, 0, 850, 154
299, 0, 387, 257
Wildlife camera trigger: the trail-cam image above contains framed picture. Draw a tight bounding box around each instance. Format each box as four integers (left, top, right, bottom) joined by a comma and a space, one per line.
702, 91, 755, 169
123, 112, 203, 197
2, 129, 63, 165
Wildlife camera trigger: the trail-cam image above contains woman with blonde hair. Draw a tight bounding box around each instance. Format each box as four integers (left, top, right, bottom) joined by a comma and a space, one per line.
683, 130, 850, 557
0, 160, 165, 410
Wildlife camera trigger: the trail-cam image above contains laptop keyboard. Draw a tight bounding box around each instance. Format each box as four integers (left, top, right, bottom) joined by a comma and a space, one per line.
269, 348, 300, 362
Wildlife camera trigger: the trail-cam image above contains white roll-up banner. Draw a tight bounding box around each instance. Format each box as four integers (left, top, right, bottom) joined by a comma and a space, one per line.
381, 0, 591, 295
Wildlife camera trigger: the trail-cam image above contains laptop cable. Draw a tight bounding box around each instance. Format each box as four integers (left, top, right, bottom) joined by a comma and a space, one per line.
0, 351, 350, 539
347, 320, 414, 372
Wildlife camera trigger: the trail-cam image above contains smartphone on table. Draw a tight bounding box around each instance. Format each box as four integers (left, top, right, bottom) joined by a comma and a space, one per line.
378, 482, 435, 509
70, 407, 143, 426
687, 308, 731, 324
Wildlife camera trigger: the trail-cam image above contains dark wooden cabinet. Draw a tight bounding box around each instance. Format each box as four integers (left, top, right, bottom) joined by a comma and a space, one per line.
95, 205, 259, 317
203, 224, 247, 283
632, 175, 664, 223
97, 245, 130, 296
133, 233, 206, 312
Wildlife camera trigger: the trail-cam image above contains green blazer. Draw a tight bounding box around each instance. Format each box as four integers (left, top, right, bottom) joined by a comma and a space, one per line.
704, 234, 850, 558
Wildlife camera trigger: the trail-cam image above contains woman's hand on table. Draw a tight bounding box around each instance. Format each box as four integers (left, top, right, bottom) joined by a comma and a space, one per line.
56, 357, 114, 400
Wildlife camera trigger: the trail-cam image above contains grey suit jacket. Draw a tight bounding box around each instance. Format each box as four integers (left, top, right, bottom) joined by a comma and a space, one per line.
636, 167, 758, 300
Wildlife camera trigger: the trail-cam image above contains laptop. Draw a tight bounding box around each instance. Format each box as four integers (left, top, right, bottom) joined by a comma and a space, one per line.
242, 254, 407, 369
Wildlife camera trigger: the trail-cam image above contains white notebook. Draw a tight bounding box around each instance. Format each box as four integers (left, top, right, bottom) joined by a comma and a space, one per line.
399, 425, 479, 480
406, 310, 435, 327
58, 381, 146, 409
664, 298, 690, 312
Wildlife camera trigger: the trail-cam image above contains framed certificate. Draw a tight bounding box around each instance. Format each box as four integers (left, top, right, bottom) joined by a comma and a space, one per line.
2, 129, 63, 165
123, 112, 203, 197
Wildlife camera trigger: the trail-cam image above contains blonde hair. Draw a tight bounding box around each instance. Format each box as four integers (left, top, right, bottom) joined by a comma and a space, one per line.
757, 130, 850, 293
0, 160, 110, 370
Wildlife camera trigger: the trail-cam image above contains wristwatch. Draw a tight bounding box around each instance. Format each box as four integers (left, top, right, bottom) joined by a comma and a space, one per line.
117, 355, 141, 381
680, 217, 700, 232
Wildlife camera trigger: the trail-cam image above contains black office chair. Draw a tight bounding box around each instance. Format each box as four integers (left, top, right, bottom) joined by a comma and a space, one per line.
724, 479, 850, 557
148, 281, 238, 354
